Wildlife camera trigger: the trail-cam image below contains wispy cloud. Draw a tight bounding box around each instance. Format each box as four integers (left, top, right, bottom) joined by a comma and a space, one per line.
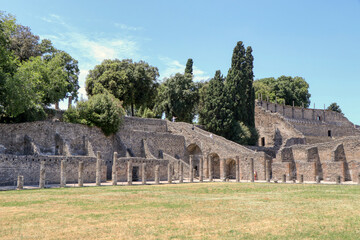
114, 23, 142, 31
159, 56, 210, 82
40, 14, 141, 101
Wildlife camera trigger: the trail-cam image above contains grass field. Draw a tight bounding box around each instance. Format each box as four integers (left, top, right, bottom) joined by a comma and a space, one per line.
1, 182, 360, 240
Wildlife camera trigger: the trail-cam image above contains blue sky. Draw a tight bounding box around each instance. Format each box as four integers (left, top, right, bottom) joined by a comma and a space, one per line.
2, 0, 360, 123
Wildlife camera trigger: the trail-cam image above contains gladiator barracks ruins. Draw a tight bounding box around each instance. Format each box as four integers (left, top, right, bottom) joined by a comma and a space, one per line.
2, 97, 360, 189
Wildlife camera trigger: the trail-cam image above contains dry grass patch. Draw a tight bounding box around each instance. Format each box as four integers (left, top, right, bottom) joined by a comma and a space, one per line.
1, 183, 360, 239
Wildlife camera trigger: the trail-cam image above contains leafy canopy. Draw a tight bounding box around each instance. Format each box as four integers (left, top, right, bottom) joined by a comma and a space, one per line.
254, 76, 311, 107
85, 59, 159, 116
63, 93, 125, 136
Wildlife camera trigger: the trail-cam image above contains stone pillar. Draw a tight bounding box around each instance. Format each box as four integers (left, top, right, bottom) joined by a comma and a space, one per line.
250, 158, 254, 182
167, 162, 172, 184
299, 174, 304, 183
209, 155, 213, 182
189, 155, 194, 183
78, 161, 84, 187
96, 151, 101, 186
112, 152, 118, 186
316, 175, 320, 184
199, 156, 203, 182
39, 161, 46, 189
220, 158, 226, 182
179, 162, 183, 183
236, 156, 240, 182
155, 165, 160, 184
282, 174, 286, 183
142, 163, 146, 185
127, 159, 133, 185
68, 96, 72, 109
205, 155, 209, 178
336, 175, 341, 184
60, 160, 66, 188
17, 175, 24, 190
266, 159, 271, 183
358, 173, 360, 185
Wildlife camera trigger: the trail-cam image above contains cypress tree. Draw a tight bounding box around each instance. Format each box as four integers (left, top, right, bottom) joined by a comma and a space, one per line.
225, 41, 247, 123
245, 46, 255, 127
185, 58, 193, 76
200, 70, 234, 137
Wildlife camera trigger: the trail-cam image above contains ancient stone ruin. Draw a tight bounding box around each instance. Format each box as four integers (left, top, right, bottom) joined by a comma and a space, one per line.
1, 99, 360, 189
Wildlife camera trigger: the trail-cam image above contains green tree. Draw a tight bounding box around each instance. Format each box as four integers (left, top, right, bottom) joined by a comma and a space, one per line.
85, 59, 159, 116
185, 58, 193, 76
199, 70, 234, 136
254, 76, 311, 107
155, 73, 198, 123
327, 102, 342, 114
63, 93, 125, 136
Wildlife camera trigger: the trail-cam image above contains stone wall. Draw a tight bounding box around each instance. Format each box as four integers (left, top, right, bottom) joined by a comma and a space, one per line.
0, 154, 106, 186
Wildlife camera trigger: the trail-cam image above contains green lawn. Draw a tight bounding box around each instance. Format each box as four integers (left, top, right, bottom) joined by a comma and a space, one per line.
1, 182, 360, 239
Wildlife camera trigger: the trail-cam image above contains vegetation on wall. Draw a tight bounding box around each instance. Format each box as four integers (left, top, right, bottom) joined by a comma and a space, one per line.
254, 76, 311, 108
63, 93, 125, 136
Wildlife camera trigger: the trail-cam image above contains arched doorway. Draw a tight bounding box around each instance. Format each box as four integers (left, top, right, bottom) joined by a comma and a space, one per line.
186, 143, 202, 177
208, 153, 220, 179
226, 159, 236, 179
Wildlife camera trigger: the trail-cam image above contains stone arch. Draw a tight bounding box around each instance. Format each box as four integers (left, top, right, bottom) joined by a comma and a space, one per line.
186, 143, 202, 177
226, 158, 236, 179
208, 152, 220, 179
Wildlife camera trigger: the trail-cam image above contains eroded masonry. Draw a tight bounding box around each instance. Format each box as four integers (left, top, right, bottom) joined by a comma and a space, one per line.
1, 99, 360, 187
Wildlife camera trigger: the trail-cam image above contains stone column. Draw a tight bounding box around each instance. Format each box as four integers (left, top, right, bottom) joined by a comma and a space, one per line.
205, 155, 209, 178
299, 174, 304, 183
189, 155, 194, 183
60, 160, 66, 188
199, 156, 203, 182
358, 173, 360, 185
336, 175, 341, 184
220, 158, 226, 182
112, 152, 118, 186
282, 174, 286, 183
127, 159, 133, 185
96, 151, 101, 186
209, 155, 213, 182
155, 165, 160, 184
39, 161, 46, 189
179, 162, 183, 183
167, 162, 172, 184
316, 175, 320, 184
78, 161, 84, 187
17, 175, 24, 190
250, 158, 254, 182
236, 156, 240, 182
266, 159, 271, 183
142, 163, 146, 185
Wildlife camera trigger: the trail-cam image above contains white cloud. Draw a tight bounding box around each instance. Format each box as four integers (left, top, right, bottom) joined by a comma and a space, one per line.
114, 23, 142, 31
159, 56, 210, 82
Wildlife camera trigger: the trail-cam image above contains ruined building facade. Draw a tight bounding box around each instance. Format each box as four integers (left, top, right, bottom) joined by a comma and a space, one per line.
1, 99, 360, 186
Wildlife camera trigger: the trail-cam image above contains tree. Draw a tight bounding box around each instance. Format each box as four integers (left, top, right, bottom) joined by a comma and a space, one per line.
327, 102, 342, 114
254, 76, 311, 107
185, 58, 193, 76
155, 73, 198, 123
199, 70, 234, 136
63, 93, 125, 136
85, 59, 159, 116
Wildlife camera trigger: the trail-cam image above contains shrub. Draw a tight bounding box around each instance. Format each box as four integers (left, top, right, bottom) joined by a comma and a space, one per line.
63, 93, 125, 135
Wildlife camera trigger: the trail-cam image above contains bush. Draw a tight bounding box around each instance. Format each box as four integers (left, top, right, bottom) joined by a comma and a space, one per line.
231, 121, 259, 146
63, 93, 125, 135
